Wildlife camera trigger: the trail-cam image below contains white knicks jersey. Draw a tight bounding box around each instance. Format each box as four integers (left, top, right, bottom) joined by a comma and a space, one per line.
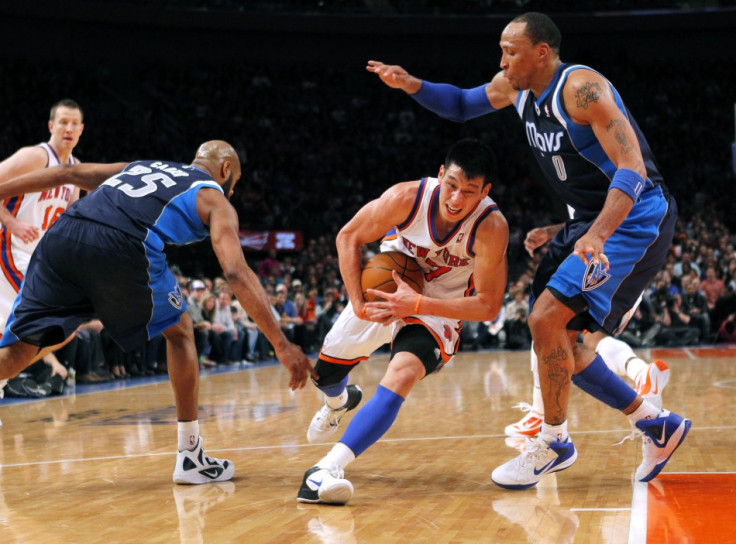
380, 176, 499, 302
1, 142, 77, 284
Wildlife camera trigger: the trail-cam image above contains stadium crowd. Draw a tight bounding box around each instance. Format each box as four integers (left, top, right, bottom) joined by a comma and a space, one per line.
0, 43, 734, 397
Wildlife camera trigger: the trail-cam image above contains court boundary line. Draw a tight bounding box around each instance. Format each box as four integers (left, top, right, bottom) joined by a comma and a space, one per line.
2, 428, 731, 469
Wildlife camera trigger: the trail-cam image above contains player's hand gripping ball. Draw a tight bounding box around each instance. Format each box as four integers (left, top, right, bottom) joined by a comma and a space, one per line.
361, 251, 424, 302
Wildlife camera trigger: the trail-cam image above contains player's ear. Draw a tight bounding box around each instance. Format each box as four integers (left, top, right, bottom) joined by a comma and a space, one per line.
438, 165, 445, 179
221, 160, 231, 182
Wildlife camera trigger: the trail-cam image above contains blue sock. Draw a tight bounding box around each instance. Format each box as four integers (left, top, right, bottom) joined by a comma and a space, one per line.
340, 385, 405, 457
319, 376, 348, 397
571, 354, 637, 410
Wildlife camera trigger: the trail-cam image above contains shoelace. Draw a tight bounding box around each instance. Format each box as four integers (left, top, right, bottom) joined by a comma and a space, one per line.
318, 404, 345, 427
519, 438, 554, 467
511, 402, 534, 413
614, 426, 644, 446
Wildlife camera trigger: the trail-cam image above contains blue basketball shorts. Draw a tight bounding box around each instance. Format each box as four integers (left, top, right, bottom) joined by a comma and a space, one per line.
531, 186, 677, 334
0, 215, 186, 351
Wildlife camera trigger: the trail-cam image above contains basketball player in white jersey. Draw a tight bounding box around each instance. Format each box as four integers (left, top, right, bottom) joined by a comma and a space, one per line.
297, 139, 509, 504
0, 99, 84, 401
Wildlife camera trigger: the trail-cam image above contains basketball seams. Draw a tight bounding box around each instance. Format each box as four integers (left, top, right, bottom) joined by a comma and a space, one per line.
361, 251, 424, 302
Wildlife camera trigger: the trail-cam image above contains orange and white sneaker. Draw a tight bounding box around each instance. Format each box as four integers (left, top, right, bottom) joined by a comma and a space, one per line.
504, 402, 544, 438
635, 360, 670, 410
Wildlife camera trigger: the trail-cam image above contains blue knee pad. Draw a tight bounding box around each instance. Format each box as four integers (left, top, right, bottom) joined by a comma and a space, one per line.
571, 355, 637, 410
318, 376, 348, 397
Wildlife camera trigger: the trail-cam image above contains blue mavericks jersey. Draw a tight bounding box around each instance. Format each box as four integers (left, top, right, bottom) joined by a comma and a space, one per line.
65, 160, 223, 251
516, 64, 664, 219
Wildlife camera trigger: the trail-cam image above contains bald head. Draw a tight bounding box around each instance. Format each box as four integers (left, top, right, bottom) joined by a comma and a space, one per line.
192, 140, 242, 197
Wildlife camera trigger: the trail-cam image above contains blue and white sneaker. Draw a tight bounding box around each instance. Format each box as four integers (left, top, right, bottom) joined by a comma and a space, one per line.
635, 409, 691, 482
491, 436, 578, 490
173, 437, 235, 485
297, 466, 354, 505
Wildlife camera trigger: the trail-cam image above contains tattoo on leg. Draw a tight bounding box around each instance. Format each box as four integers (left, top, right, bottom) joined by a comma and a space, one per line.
542, 346, 571, 421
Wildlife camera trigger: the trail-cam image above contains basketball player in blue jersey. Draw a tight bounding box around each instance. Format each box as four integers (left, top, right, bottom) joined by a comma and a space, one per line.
0, 140, 316, 484
297, 139, 509, 504
0, 99, 84, 405
367, 12, 690, 489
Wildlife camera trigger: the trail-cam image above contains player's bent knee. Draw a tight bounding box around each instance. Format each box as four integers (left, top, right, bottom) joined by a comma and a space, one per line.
313, 358, 357, 387
163, 313, 194, 342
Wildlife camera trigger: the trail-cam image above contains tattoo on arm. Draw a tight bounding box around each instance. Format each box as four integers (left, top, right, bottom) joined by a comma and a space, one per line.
574, 81, 602, 110
605, 118, 634, 154
541, 346, 571, 420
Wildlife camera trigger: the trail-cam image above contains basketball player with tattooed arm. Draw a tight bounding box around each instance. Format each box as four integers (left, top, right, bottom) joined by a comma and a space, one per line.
0, 140, 315, 484
367, 11, 690, 489
297, 138, 509, 504
0, 100, 84, 403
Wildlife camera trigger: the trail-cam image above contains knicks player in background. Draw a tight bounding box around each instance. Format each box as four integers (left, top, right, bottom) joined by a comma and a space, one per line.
297, 138, 509, 505
0, 140, 315, 483
0, 99, 84, 401
367, 11, 690, 489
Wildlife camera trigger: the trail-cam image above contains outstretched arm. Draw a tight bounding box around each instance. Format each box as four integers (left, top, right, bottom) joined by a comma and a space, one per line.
200, 189, 316, 389
366, 61, 515, 121
0, 146, 56, 242
0, 162, 128, 201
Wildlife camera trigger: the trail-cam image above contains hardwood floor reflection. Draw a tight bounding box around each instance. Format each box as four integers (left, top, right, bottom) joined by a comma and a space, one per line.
0, 346, 733, 543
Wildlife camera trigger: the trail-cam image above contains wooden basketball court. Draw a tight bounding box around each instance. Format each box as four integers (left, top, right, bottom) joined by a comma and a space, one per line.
0, 346, 733, 543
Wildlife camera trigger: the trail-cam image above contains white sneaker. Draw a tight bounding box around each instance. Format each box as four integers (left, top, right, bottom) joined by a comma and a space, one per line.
173, 437, 235, 485
307, 385, 362, 443
635, 409, 691, 482
635, 360, 670, 409
297, 466, 354, 505
491, 436, 577, 490
504, 402, 543, 438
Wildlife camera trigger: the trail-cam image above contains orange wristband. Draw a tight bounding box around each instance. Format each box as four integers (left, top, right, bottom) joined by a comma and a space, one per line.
359, 306, 366, 319
413, 294, 422, 314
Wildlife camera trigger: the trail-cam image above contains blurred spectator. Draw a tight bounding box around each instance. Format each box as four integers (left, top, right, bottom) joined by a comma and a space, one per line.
681, 278, 710, 342
656, 292, 700, 346
186, 279, 213, 366
503, 288, 530, 350
274, 283, 302, 343
257, 249, 283, 282
210, 290, 239, 364
701, 265, 725, 311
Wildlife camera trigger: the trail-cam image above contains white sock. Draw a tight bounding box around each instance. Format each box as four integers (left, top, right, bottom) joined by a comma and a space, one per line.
317, 442, 355, 472
541, 421, 568, 443
627, 400, 661, 426
325, 388, 349, 409
178, 420, 199, 451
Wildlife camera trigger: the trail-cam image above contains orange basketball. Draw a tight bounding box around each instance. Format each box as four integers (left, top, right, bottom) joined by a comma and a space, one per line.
361, 251, 424, 302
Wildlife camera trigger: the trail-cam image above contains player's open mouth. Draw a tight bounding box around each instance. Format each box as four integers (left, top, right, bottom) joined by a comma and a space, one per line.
447, 205, 461, 214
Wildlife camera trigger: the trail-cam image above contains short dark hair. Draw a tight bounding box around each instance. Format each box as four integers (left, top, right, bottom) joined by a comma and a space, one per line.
50, 99, 83, 122
444, 138, 498, 186
511, 12, 561, 54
